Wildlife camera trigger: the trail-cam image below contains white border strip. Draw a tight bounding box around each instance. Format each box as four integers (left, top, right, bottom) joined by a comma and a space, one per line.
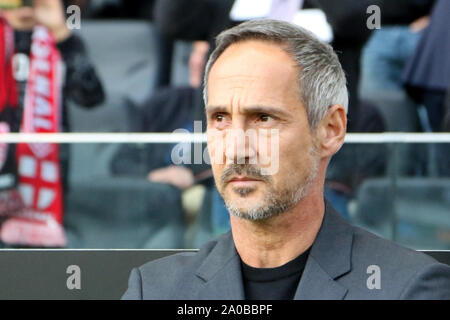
0, 133, 207, 144
345, 133, 450, 143
0, 133, 450, 144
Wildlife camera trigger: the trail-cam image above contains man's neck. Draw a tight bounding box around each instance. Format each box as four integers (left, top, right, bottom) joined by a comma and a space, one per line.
231, 188, 325, 269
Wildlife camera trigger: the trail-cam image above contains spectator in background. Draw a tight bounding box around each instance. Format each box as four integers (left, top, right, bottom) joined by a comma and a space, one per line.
0, 0, 104, 247
153, 0, 235, 89
360, 0, 434, 134
404, 0, 449, 133
361, 0, 434, 96
359, 1, 436, 180
3, 0, 105, 134
403, 0, 450, 177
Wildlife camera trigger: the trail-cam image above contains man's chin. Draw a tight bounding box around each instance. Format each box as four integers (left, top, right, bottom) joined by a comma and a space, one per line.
231, 186, 256, 197
225, 202, 278, 222
223, 194, 265, 216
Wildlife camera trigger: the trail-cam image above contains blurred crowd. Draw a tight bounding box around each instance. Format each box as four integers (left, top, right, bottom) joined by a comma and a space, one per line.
0, 0, 449, 248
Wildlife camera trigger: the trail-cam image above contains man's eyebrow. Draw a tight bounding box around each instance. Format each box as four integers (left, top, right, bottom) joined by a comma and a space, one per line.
206, 105, 290, 118
205, 105, 228, 115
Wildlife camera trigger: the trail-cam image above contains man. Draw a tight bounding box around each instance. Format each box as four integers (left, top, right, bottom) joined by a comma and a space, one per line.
122, 19, 450, 300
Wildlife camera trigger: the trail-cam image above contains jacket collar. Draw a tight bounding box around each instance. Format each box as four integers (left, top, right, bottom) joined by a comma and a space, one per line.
195, 232, 245, 299
309, 201, 353, 279
294, 201, 353, 299
195, 200, 353, 300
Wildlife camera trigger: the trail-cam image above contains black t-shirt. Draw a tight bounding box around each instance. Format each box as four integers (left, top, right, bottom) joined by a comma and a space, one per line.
240, 249, 310, 300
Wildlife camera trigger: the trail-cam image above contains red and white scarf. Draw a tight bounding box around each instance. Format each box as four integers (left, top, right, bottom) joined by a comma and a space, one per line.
0, 24, 66, 247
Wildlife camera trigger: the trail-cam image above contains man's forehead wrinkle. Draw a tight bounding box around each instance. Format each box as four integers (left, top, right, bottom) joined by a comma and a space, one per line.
210, 74, 258, 99
214, 74, 259, 84
205, 105, 227, 114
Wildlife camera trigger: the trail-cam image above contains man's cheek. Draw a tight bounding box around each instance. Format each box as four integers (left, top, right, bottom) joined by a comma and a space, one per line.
207, 132, 226, 167
259, 131, 281, 176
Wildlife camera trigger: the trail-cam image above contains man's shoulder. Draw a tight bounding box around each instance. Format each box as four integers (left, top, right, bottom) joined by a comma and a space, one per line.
322, 207, 439, 271
343, 222, 450, 299
350, 223, 436, 268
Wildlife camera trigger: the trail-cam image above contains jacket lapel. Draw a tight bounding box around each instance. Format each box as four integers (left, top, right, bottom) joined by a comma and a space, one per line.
294, 201, 354, 299
294, 256, 349, 299
194, 232, 245, 300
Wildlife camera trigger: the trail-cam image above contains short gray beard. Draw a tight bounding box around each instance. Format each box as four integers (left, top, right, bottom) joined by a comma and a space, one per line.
223, 147, 320, 221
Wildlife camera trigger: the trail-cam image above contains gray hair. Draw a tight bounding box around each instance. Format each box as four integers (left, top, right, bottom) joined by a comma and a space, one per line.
203, 19, 348, 129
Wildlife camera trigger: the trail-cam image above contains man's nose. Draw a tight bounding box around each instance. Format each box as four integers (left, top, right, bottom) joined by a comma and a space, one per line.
224, 127, 258, 165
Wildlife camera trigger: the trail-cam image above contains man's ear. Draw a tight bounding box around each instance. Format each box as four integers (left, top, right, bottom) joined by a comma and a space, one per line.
316, 104, 347, 158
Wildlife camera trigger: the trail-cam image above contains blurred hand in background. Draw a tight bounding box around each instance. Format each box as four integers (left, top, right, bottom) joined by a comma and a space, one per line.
148, 166, 195, 190
409, 15, 430, 33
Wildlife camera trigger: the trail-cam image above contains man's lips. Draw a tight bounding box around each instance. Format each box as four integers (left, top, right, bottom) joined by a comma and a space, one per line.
228, 176, 262, 183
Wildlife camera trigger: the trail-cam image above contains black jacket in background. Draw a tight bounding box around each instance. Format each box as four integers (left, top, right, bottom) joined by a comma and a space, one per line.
403, 0, 449, 95
379, 0, 435, 26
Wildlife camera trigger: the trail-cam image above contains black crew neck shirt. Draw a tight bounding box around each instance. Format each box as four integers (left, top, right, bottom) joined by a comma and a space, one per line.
240, 249, 310, 300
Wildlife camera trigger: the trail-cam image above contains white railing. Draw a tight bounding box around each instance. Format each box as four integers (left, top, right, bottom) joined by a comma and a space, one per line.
0, 133, 450, 144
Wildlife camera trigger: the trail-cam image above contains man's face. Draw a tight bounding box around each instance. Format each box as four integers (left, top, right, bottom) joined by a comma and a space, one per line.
206, 40, 321, 221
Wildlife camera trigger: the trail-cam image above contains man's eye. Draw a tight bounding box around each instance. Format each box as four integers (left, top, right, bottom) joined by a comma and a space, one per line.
259, 114, 271, 122
215, 114, 225, 122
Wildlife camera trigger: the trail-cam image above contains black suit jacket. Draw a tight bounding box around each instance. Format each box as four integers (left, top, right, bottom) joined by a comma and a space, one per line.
123, 201, 450, 300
